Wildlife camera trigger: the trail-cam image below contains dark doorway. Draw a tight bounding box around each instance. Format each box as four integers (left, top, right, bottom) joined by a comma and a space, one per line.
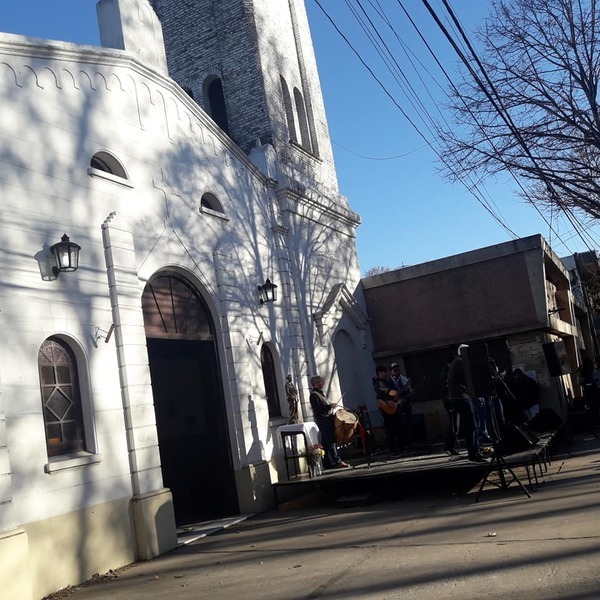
142, 274, 239, 524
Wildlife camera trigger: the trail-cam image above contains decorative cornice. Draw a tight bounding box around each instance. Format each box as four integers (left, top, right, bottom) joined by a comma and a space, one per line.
0, 33, 272, 189
313, 282, 369, 346
276, 185, 361, 231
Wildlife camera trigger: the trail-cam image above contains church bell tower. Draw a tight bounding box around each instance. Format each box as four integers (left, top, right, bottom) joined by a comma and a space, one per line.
149, 0, 340, 195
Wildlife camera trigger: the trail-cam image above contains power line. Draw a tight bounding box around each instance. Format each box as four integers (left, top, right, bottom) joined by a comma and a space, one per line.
435, 0, 597, 254
332, 141, 427, 160
312, 0, 600, 251
313, 0, 520, 238
420, 0, 578, 254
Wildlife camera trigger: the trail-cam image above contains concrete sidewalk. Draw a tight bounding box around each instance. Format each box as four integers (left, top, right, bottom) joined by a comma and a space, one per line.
48, 433, 600, 600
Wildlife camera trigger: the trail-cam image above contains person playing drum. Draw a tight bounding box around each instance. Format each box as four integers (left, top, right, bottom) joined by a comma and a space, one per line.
309, 375, 350, 469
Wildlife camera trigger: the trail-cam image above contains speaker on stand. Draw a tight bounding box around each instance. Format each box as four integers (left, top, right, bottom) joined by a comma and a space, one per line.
461, 345, 536, 501
461, 343, 495, 399
542, 340, 571, 428
542, 340, 571, 377
460, 343, 502, 449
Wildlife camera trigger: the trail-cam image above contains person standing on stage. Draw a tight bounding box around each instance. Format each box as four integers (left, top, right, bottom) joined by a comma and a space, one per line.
442, 355, 460, 457
309, 375, 350, 469
444, 345, 486, 462
389, 362, 414, 449
506, 368, 541, 424
373, 365, 407, 456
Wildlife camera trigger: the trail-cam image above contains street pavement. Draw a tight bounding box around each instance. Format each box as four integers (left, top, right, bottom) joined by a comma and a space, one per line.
48, 432, 600, 600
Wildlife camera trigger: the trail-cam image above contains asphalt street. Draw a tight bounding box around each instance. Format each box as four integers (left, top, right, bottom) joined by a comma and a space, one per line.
47, 432, 600, 600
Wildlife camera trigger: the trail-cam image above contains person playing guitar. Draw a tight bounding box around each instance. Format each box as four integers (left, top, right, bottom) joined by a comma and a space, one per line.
373, 365, 409, 456
378, 388, 401, 415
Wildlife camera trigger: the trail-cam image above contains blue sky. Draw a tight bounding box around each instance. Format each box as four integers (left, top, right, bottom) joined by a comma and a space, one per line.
2, 1, 599, 273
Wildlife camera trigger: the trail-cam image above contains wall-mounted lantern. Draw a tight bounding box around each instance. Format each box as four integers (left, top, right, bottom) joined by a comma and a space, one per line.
258, 278, 278, 305
50, 233, 81, 277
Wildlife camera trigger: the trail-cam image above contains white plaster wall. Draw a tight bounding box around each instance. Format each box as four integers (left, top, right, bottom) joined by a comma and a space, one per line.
0, 25, 369, 536
0, 34, 290, 521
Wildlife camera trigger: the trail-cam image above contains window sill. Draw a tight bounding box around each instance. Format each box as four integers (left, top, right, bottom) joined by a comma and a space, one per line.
44, 453, 102, 474
289, 140, 322, 162
87, 167, 134, 188
200, 205, 230, 221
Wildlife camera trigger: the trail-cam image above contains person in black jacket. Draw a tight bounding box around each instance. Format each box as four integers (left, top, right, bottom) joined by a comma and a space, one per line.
309, 375, 349, 469
506, 368, 541, 424
444, 345, 486, 462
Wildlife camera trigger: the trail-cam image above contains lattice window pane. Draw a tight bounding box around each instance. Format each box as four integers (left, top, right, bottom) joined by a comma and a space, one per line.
38, 337, 86, 457
47, 391, 72, 420
44, 407, 59, 423
63, 422, 78, 445
47, 423, 61, 441
40, 365, 56, 385
56, 365, 71, 384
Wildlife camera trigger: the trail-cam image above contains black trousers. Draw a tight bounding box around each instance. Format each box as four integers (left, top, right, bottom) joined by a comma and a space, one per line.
315, 415, 342, 467
443, 396, 478, 458
382, 409, 407, 453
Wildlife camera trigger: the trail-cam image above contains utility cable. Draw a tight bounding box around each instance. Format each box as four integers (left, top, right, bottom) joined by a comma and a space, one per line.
421, 0, 577, 254
436, 0, 599, 254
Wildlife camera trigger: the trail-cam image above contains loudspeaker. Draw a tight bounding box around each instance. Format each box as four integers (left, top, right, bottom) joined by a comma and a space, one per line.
496, 423, 539, 456
543, 340, 571, 376
461, 343, 494, 398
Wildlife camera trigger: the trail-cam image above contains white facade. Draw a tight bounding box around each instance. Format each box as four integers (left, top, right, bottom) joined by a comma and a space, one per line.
0, 1, 375, 598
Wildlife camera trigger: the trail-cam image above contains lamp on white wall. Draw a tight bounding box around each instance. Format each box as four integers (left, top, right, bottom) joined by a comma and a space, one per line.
50, 233, 81, 277
258, 278, 277, 305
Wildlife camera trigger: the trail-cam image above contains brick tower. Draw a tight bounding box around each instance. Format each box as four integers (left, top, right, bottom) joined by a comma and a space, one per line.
149, 0, 340, 194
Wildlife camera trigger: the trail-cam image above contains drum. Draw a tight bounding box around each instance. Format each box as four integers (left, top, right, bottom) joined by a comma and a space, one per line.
333, 409, 359, 445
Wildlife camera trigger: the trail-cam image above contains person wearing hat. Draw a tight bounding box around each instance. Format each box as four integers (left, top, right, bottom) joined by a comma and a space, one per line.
444, 344, 486, 462
373, 365, 408, 456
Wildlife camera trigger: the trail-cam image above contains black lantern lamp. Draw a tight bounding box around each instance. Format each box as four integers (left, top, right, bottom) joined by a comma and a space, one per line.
50, 233, 81, 277
258, 278, 278, 305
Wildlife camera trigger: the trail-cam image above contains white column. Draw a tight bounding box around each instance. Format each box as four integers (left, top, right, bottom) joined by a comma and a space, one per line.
102, 213, 177, 559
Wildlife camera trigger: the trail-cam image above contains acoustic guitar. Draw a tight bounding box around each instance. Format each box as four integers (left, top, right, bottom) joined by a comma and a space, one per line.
377, 389, 401, 416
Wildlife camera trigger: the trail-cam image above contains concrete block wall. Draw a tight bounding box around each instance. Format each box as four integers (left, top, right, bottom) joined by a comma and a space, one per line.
507, 332, 570, 418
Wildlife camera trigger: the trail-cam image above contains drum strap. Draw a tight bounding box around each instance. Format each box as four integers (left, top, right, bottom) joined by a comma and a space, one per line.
311, 389, 334, 418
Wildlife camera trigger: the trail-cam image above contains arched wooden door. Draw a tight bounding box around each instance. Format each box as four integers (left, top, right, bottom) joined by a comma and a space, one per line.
142, 273, 238, 524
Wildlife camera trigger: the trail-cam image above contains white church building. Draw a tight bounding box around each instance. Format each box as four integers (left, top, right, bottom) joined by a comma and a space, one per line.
0, 1, 376, 598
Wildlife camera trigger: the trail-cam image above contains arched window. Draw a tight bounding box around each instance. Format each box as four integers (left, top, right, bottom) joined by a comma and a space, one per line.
294, 87, 312, 153
90, 151, 128, 179
280, 76, 298, 143
200, 192, 224, 214
205, 76, 230, 135
260, 345, 282, 418
38, 337, 87, 458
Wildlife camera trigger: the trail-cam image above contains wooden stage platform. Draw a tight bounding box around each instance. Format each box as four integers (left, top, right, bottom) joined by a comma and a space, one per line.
272, 433, 557, 509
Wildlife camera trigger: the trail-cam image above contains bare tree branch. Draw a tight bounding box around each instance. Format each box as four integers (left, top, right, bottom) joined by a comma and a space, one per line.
438, 0, 600, 218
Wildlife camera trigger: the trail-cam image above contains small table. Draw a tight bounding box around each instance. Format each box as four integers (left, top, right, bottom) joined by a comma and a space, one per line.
277, 422, 321, 480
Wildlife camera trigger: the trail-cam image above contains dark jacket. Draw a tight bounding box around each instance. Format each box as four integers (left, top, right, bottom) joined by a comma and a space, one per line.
310, 388, 333, 418
447, 356, 467, 399
372, 377, 395, 402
